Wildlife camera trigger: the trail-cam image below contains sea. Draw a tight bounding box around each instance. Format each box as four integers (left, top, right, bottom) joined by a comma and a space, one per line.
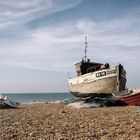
1, 92, 127, 108
2, 92, 75, 104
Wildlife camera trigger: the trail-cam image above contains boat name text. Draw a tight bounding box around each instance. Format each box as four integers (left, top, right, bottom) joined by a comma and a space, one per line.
96, 71, 106, 78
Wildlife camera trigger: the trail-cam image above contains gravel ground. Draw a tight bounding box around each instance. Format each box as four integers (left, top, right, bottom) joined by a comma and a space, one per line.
0, 103, 140, 140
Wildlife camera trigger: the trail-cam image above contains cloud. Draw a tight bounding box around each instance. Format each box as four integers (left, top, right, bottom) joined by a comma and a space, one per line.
0, 0, 140, 75
0, 15, 140, 73
0, 0, 82, 29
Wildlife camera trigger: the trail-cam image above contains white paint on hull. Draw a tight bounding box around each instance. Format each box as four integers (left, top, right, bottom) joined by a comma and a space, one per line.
68, 68, 119, 95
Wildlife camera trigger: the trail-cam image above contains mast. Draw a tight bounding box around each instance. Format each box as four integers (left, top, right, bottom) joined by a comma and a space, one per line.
84, 36, 88, 62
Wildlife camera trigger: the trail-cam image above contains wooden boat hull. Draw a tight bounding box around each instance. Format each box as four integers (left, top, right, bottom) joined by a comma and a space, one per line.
116, 92, 140, 106
69, 75, 117, 97
70, 92, 112, 98
68, 63, 126, 98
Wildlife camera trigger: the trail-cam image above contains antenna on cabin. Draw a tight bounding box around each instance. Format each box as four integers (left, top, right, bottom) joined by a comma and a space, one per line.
84, 36, 88, 62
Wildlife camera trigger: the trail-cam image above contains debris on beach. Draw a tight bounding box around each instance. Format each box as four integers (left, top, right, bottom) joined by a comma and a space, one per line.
0, 95, 20, 109
133, 108, 140, 114
68, 97, 127, 108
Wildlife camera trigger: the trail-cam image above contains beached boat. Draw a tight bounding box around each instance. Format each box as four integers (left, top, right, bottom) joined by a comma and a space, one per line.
114, 88, 140, 106
0, 95, 19, 108
68, 37, 127, 98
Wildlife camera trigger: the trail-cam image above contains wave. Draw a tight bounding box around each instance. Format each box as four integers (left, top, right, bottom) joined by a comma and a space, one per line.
22, 101, 45, 105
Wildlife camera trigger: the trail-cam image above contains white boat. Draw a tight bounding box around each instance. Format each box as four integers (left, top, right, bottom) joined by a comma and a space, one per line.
68, 37, 127, 98
0, 95, 19, 108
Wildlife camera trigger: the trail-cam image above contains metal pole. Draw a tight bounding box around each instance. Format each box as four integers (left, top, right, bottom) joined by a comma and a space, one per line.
84, 36, 88, 62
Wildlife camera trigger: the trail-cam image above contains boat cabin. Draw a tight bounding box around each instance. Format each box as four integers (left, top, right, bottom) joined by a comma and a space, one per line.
75, 59, 106, 76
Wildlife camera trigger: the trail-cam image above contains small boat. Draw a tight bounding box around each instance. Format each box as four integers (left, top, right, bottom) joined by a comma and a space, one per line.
68, 37, 127, 98
114, 88, 140, 106
0, 95, 19, 109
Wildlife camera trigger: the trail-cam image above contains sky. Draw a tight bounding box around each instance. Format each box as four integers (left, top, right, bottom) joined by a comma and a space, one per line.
0, 0, 140, 93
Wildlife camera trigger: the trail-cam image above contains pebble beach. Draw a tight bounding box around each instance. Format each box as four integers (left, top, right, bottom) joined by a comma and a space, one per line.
0, 103, 140, 140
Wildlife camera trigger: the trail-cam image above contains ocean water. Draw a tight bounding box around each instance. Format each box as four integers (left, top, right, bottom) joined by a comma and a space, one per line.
1, 93, 126, 108
2, 93, 75, 104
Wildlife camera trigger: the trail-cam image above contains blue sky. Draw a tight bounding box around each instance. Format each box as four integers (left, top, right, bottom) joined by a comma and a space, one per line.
0, 0, 140, 93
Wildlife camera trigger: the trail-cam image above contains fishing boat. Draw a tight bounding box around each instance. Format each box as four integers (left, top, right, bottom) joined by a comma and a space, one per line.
68, 37, 127, 98
115, 88, 140, 106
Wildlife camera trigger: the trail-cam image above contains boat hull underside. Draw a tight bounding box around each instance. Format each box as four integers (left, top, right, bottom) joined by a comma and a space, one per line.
69, 76, 117, 98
